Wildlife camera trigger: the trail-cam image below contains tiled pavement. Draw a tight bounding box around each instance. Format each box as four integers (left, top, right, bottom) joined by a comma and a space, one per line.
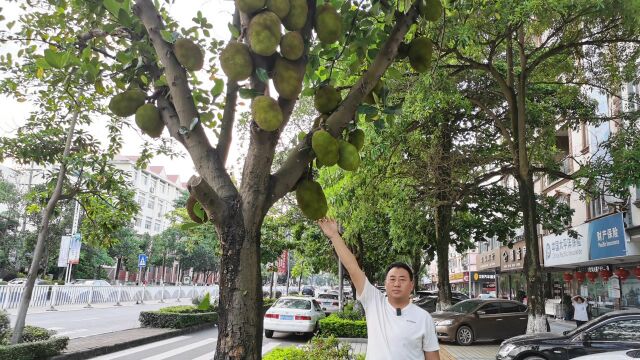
439, 343, 500, 360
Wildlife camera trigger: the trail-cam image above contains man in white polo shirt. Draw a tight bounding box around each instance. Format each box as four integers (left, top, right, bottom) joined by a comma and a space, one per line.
318, 218, 440, 360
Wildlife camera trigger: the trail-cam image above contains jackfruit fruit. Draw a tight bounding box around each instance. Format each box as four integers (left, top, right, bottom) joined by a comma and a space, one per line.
186, 194, 208, 223
283, 0, 308, 31
220, 42, 254, 82
295, 179, 328, 220
312, 130, 339, 166
135, 103, 164, 138
314, 85, 341, 114
408, 37, 433, 73
418, 0, 442, 22
248, 11, 282, 56
338, 140, 360, 171
280, 31, 304, 60
397, 42, 410, 59
174, 38, 204, 71
314, 4, 342, 44
251, 95, 283, 131
348, 129, 365, 151
108, 89, 146, 117
273, 56, 304, 99
267, 0, 290, 19
236, 0, 266, 15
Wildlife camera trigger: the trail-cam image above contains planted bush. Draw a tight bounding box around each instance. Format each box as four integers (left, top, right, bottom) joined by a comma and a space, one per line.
0, 336, 68, 360
263, 336, 353, 360
140, 304, 218, 328
319, 314, 367, 338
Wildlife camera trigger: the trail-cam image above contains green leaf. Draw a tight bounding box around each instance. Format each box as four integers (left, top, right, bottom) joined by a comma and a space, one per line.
193, 200, 206, 222
381, 104, 402, 115
256, 68, 269, 83
180, 222, 202, 230
43, 49, 66, 69
228, 23, 240, 38
357, 104, 378, 115
211, 78, 224, 99
103, 0, 122, 16
160, 30, 176, 43
238, 88, 263, 99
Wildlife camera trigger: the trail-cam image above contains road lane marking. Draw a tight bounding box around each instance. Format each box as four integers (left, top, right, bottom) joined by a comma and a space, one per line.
191, 352, 214, 360
47, 327, 64, 331
141, 338, 216, 360
261, 342, 281, 355
56, 329, 88, 336
70, 317, 99, 321
91, 336, 189, 360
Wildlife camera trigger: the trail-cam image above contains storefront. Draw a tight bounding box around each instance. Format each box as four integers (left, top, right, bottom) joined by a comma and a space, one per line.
498, 241, 527, 300
542, 212, 640, 315
449, 272, 469, 294
477, 247, 501, 297
449, 271, 498, 297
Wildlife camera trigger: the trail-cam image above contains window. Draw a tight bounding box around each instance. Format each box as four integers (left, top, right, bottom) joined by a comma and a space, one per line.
145, 217, 152, 230
142, 174, 148, 185
588, 194, 609, 219
135, 217, 142, 227
157, 201, 164, 217
500, 302, 525, 314
580, 122, 589, 152
147, 196, 155, 210
160, 181, 166, 194
478, 303, 500, 315
132, 170, 138, 184
138, 193, 146, 208
273, 299, 311, 310
589, 319, 640, 342
154, 221, 161, 232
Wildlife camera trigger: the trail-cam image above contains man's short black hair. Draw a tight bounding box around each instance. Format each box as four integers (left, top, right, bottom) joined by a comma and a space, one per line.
385, 262, 414, 282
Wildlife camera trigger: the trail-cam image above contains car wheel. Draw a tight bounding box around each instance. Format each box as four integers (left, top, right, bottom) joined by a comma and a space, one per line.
455, 325, 474, 346
265, 329, 274, 338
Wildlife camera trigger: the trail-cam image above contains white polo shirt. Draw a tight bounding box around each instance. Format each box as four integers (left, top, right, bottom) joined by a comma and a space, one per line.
357, 278, 439, 360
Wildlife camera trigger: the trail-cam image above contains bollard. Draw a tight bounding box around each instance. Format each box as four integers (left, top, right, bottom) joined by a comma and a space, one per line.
47, 284, 58, 311
140, 284, 145, 304
85, 286, 93, 308
176, 284, 181, 303
160, 283, 165, 303
115, 285, 122, 306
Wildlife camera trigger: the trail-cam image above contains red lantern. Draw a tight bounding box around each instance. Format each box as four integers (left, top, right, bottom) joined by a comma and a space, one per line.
599, 269, 612, 282
563, 272, 574, 282
586, 272, 598, 282
634, 266, 640, 279
614, 268, 630, 281
575, 271, 585, 283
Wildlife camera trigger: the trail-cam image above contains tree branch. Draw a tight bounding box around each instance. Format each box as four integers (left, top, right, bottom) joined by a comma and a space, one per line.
188, 175, 226, 221
268, 5, 420, 205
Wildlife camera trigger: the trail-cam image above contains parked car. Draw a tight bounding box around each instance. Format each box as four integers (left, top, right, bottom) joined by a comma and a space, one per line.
573, 349, 640, 360
496, 310, 640, 360
263, 296, 325, 338
70, 279, 111, 286
316, 293, 340, 314
414, 295, 466, 313
414, 290, 469, 302
7, 278, 47, 285
301, 286, 315, 297
432, 299, 528, 345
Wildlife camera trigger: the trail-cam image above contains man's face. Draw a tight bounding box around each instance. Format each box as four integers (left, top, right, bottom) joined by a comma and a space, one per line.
384, 267, 413, 302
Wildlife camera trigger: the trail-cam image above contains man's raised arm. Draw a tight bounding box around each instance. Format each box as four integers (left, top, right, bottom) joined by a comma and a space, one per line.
317, 218, 366, 296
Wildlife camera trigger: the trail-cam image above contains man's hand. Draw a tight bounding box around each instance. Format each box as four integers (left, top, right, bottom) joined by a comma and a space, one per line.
317, 218, 340, 239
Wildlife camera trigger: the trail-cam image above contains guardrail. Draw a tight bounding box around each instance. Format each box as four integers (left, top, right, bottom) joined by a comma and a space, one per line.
0, 284, 220, 311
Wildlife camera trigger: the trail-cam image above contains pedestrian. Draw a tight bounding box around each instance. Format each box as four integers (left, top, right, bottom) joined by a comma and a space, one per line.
318, 218, 440, 360
571, 295, 589, 327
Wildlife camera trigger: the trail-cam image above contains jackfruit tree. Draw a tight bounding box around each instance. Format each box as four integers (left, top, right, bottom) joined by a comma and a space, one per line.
0, 0, 443, 357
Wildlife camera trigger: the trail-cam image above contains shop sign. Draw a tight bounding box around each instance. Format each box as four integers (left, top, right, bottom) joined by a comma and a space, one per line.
607, 276, 621, 299
500, 241, 526, 271
589, 213, 627, 260
477, 248, 501, 270
449, 272, 468, 283
542, 222, 589, 267
470, 272, 496, 282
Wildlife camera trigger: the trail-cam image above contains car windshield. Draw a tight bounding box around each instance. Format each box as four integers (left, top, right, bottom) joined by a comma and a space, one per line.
446, 300, 483, 313
274, 298, 311, 310
318, 294, 338, 300
564, 316, 602, 337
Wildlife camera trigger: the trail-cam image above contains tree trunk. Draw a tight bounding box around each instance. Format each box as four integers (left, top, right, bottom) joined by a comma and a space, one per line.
115, 256, 122, 284
161, 253, 166, 284
269, 271, 274, 298
435, 205, 453, 311
214, 209, 262, 360
411, 248, 422, 293
12, 112, 78, 344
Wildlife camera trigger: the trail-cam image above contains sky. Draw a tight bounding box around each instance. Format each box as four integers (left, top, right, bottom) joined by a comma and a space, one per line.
0, 0, 242, 183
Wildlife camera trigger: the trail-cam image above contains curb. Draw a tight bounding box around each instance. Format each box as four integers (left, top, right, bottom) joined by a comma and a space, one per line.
337, 337, 367, 343
50, 323, 216, 360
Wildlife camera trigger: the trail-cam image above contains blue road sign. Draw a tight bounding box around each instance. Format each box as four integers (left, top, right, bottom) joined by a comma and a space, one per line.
138, 254, 148, 267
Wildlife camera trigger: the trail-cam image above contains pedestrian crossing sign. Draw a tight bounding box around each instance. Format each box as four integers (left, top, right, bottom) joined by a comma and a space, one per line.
138, 254, 148, 267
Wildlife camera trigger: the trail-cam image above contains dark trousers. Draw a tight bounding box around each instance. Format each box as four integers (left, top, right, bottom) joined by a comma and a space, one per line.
576, 320, 587, 327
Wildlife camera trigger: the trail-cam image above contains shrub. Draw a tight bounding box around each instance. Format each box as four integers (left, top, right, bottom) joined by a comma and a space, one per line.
0, 310, 10, 341
20, 326, 54, 343
139, 310, 218, 328
197, 293, 211, 310
319, 315, 367, 338
333, 306, 365, 321
263, 297, 277, 307
263, 336, 353, 360
0, 336, 68, 360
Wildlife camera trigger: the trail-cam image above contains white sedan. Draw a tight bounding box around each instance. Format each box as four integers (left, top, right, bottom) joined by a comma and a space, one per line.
316, 293, 340, 314
574, 350, 640, 360
263, 296, 325, 338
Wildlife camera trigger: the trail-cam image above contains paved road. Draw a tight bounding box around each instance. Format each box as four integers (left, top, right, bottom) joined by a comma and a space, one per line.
90, 328, 308, 360
8, 302, 169, 338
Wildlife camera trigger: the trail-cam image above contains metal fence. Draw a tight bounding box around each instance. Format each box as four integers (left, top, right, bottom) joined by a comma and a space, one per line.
0, 284, 220, 311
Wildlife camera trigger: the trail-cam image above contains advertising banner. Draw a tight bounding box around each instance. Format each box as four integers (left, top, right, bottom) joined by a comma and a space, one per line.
543, 222, 589, 267
500, 241, 526, 272
57, 236, 71, 267
277, 250, 288, 274
589, 213, 626, 260
67, 233, 82, 264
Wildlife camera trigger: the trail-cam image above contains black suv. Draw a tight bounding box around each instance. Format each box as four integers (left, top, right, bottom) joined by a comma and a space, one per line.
496, 310, 640, 360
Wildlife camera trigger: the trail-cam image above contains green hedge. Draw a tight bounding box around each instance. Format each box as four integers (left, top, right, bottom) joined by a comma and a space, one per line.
319, 315, 367, 338
0, 336, 68, 360
263, 337, 355, 359
158, 305, 216, 314
262, 347, 307, 360
139, 310, 218, 328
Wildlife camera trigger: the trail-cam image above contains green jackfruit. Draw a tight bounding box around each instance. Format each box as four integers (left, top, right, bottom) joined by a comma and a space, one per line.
108, 89, 146, 117
174, 38, 204, 71
295, 179, 328, 220
280, 31, 304, 61
283, 0, 308, 31
236, 0, 266, 14
312, 130, 339, 166
248, 11, 282, 56
314, 4, 342, 44
409, 37, 433, 73
338, 140, 360, 171
220, 42, 254, 82
348, 129, 365, 151
135, 104, 164, 138
186, 194, 208, 223
273, 56, 304, 99
251, 95, 283, 131
418, 0, 442, 22
397, 42, 410, 59
314, 85, 341, 114
267, 0, 290, 19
